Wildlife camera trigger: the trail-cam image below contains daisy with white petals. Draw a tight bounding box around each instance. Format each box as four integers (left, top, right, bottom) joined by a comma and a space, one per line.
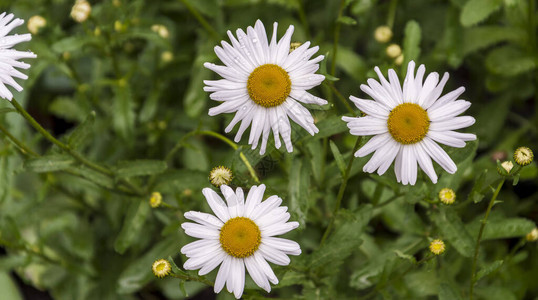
204, 20, 327, 155
0, 12, 36, 100
181, 184, 301, 299
342, 61, 476, 185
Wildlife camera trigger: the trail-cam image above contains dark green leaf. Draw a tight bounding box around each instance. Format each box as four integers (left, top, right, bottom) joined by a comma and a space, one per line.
337, 16, 357, 25
329, 140, 346, 176
402, 20, 421, 74
114, 200, 151, 254
113, 83, 136, 140
66, 166, 115, 189
439, 283, 464, 300
486, 46, 536, 77
476, 260, 503, 281
431, 208, 474, 257
468, 169, 488, 203
67, 111, 96, 150
288, 158, 310, 228
116, 160, 168, 178
335, 47, 367, 82
460, 0, 503, 27
463, 26, 526, 56
25, 155, 75, 173
184, 54, 212, 118
478, 218, 536, 240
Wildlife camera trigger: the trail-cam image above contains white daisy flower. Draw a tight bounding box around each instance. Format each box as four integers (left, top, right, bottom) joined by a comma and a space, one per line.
342, 61, 476, 185
0, 12, 36, 101
204, 20, 327, 155
181, 184, 301, 299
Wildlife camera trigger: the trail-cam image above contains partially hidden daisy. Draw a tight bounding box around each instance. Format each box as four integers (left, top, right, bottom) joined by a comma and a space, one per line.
181, 184, 301, 299
204, 20, 327, 155
0, 12, 37, 100
342, 61, 476, 185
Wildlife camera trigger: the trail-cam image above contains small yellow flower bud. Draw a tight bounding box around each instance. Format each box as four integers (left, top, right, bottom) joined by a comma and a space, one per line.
27, 15, 46, 35
149, 192, 162, 208
526, 228, 538, 242
395, 54, 404, 66
71, 0, 92, 23
386, 44, 401, 58
209, 166, 233, 187
94, 27, 101, 36
183, 189, 192, 197
151, 24, 169, 39
152, 259, 171, 278
429, 239, 445, 255
514, 147, 533, 166
161, 51, 174, 63
374, 26, 392, 43
114, 21, 124, 32
438, 188, 456, 205
289, 42, 302, 53
501, 161, 513, 173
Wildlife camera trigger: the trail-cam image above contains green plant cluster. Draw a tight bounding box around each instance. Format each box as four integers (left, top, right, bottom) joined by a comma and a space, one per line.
0, 0, 537, 299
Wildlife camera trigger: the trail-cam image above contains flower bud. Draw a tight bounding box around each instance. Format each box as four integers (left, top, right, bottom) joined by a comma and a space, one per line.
526, 228, 538, 242
152, 259, 171, 278
71, 0, 92, 23
374, 26, 392, 43
161, 51, 173, 63
514, 147, 533, 166
386, 44, 401, 58
151, 24, 169, 39
395, 54, 404, 66
289, 42, 302, 53
497, 160, 514, 176
429, 239, 445, 255
209, 166, 233, 187
438, 188, 456, 205
149, 192, 162, 208
27, 15, 46, 35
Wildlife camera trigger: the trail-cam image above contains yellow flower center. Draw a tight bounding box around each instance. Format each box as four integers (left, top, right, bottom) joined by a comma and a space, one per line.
429, 239, 446, 255
247, 64, 291, 108
219, 217, 261, 258
152, 259, 171, 278
387, 103, 430, 144
439, 188, 456, 205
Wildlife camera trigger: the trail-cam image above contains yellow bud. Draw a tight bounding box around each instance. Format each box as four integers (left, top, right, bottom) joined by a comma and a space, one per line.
27, 15, 46, 35
514, 147, 533, 166
151, 24, 169, 39
209, 166, 233, 187
374, 26, 392, 43
71, 0, 92, 23
526, 228, 538, 242
395, 54, 404, 66
161, 51, 174, 63
152, 259, 171, 278
386, 44, 401, 58
149, 192, 162, 208
501, 161, 513, 173
429, 239, 445, 255
289, 42, 302, 53
438, 188, 456, 205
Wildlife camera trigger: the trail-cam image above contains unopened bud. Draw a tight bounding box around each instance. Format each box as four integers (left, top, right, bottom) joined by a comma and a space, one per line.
71, 0, 92, 23
374, 26, 392, 43
27, 15, 46, 35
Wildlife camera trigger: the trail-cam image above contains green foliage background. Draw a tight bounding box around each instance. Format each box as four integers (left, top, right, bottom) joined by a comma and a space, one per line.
0, 0, 537, 299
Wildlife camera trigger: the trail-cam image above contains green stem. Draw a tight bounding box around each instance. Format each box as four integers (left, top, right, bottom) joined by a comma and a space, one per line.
166, 130, 260, 184
330, 0, 346, 76
297, 0, 311, 38
325, 81, 355, 114
179, 0, 221, 40
374, 193, 403, 208
169, 272, 214, 286
10, 98, 145, 196
320, 136, 362, 245
387, 0, 399, 29
469, 178, 505, 300
0, 123, 39, 156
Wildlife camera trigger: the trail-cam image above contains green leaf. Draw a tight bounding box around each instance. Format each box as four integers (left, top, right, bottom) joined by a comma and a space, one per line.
154, 169, 209, 193
463, 26, 526, 56
0, 273, 22, 300
460, 0, 503, 27
49, 97, 88, 122
117, 237, 179, 293
393, 250, 417, 264
67, 111, 96, 150
0, 108, 16, 114
329, 141, 346, 176
439, 283, 464, 300
485, 46, 536, 76
114, 200, 151, 254
476, 260, 503, 281
305, 115, 349, 141
24, 154, 75, 172
402, 20, 422, 75
479, 218, 536, 240
288, 158, 310, 228
309, 205, 372, 270
468, 169, 488, 203
431, 208, 474, 257
277, 271, 310, 288
337, 16, 357, 25
113, 83, 136, 140
66, 166, 115, 189
116, 160, 168, 178
335, 46, 367, 82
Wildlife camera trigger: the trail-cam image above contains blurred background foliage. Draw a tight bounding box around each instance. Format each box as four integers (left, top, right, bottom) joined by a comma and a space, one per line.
0, 0, 537, 299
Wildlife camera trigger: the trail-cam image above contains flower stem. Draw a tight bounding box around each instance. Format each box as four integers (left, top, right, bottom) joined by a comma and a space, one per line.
178, 0, 221, 41
0, 123, 39, 157
320, 136, 362, 245
297, 0, 311, 39
169, 272, 214, 286
324, 81, 355, 114
10, 98, 145, 196
469, 178, 505, 300
330, 0, 346, 76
